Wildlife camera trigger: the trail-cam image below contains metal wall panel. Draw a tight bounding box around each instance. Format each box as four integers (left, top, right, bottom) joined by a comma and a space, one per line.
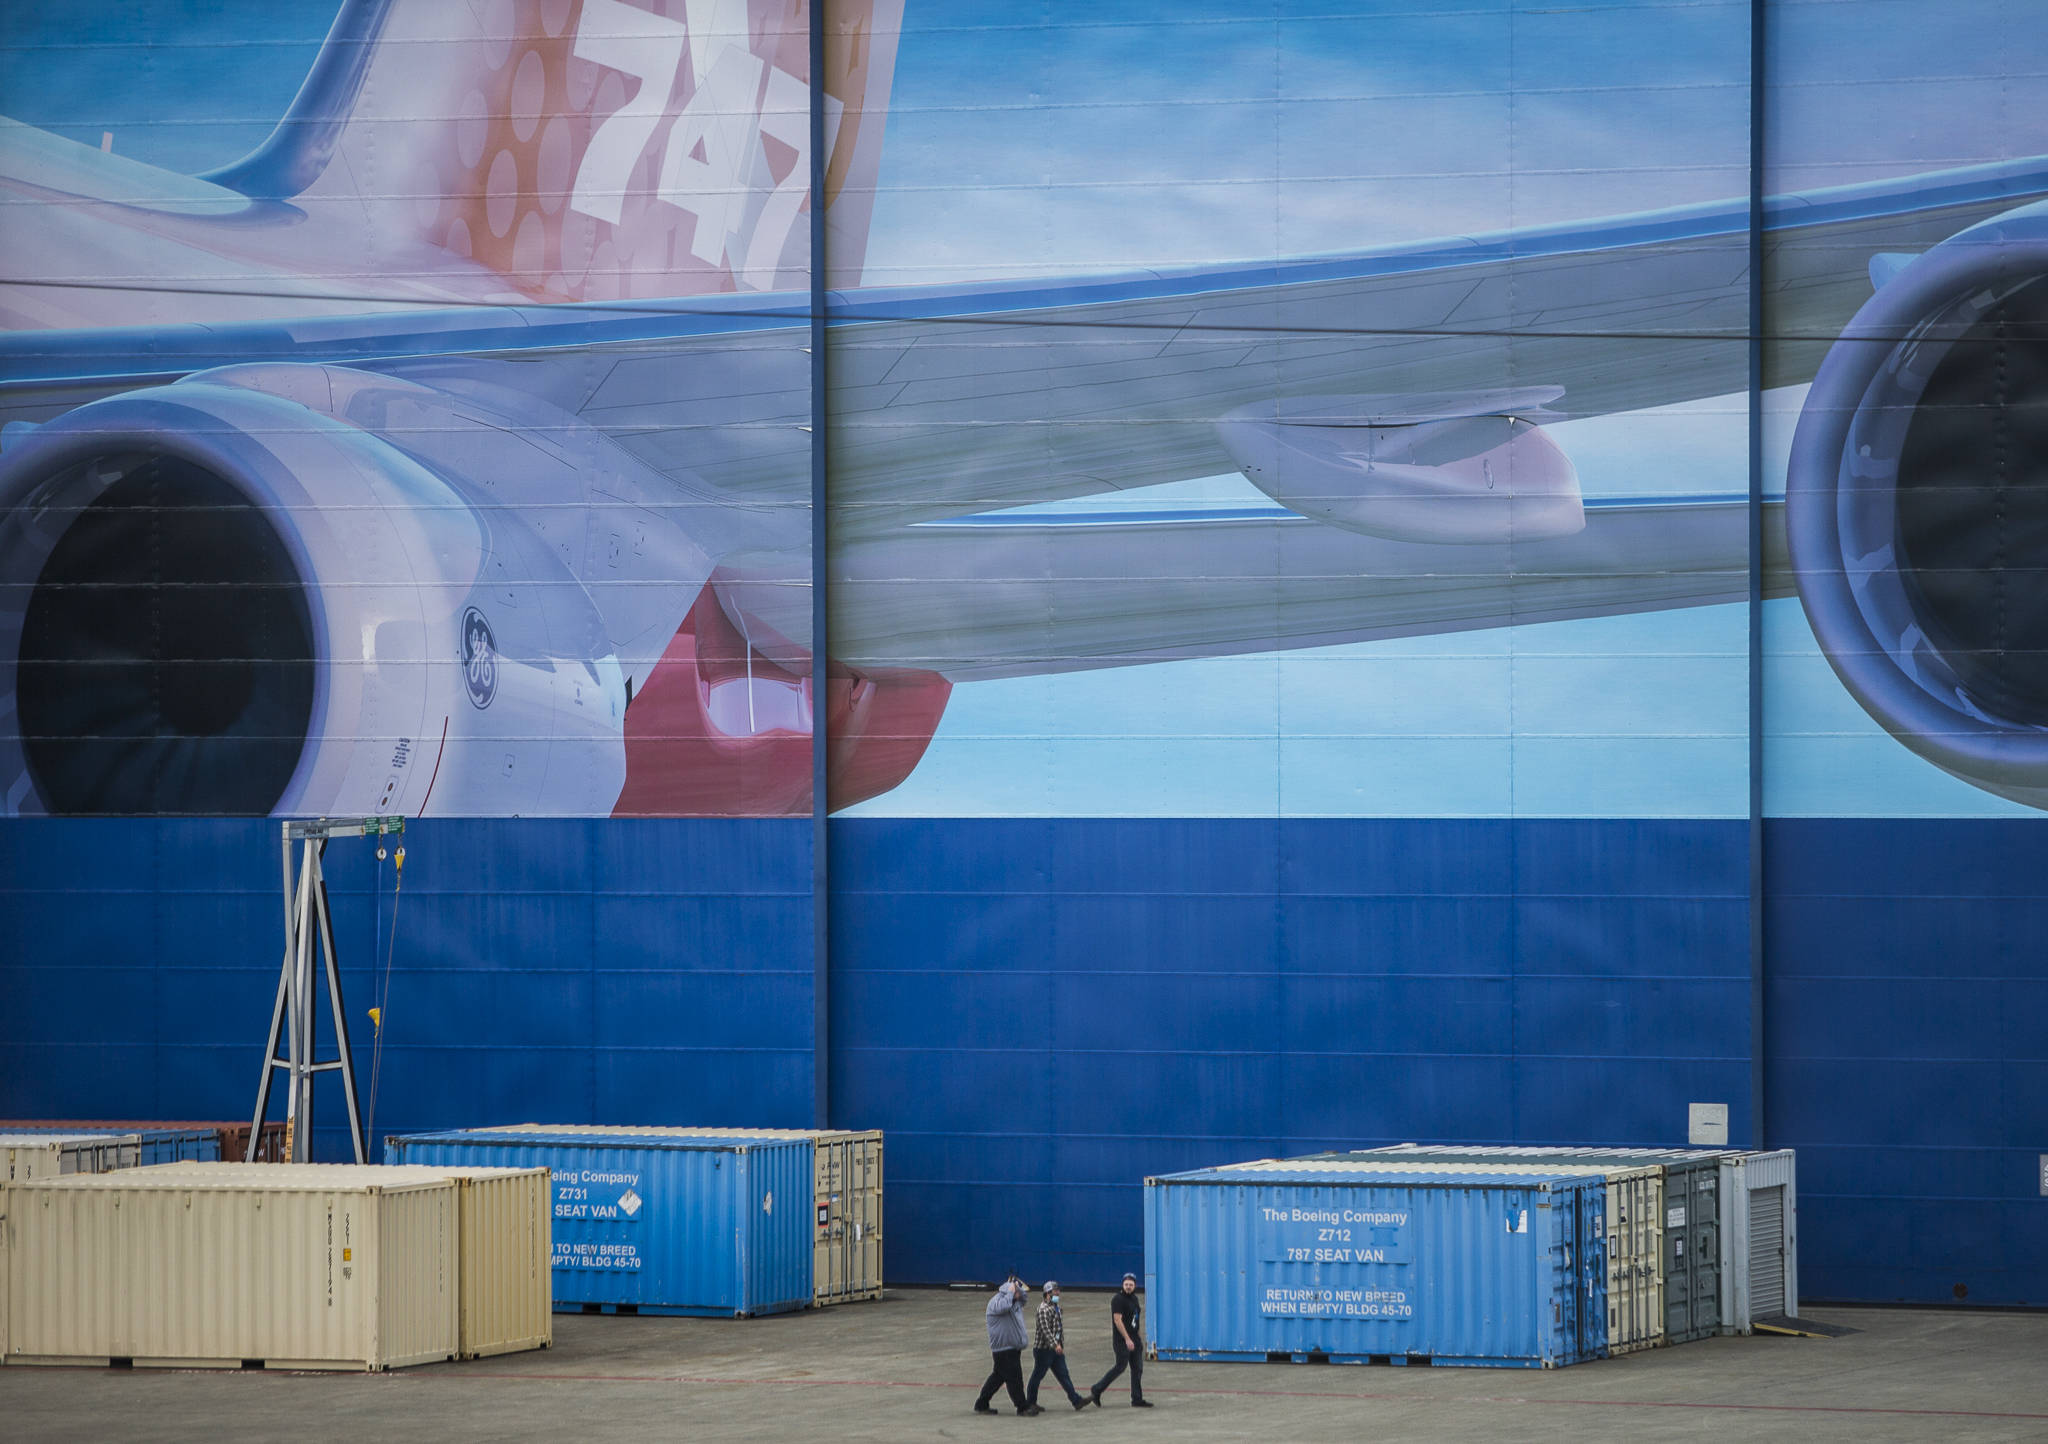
3, 1168, 459, 1369
1145, 1166, 1607, 1369
385, 1130, 812, 1316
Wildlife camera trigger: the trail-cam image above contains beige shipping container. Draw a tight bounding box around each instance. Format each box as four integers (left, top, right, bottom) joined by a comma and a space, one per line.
494, 1124, 885, 1304
1, 1134, 142, 1181
3, 1166, 458, 1370
142, 1163, 552, 1359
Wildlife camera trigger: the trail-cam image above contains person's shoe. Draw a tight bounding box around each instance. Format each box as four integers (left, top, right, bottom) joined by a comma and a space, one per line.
1071, 1396, 1089, 1411
1132, 1398, 1155, 1408
973, 1403, 997, 1414
1088, 1386, 1102, 1407
1020, 1404, 1043, 1416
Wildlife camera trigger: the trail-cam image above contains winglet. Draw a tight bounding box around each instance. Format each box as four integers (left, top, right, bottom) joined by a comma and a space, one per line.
197, 0, 394, 201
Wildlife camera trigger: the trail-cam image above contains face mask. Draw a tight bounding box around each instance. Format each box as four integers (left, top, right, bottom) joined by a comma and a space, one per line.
1050, 1294, 1059, 1304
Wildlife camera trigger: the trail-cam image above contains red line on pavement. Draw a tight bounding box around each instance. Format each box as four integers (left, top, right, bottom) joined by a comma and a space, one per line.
449, 1371, 2048, 1420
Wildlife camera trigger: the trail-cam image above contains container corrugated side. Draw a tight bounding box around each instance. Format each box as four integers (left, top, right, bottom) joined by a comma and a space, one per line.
1231, 1157, 1662, 1354
485, 1125, 886, 1305
386, 1131, 812, 1316
1337, 1146, 1729, 1343
3, 1167, 459, 1369
0, 1127, 218, 1166
147, 1163, 552, 1358
1, 1135, 143, 1180
1146, 1166, 1607, 1369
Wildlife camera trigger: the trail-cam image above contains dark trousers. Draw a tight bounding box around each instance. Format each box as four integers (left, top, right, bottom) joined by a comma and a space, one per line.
1028, 1346, 1084, 1406
1092, 1336, 1145, 1402
976, 1347, 1029, 1412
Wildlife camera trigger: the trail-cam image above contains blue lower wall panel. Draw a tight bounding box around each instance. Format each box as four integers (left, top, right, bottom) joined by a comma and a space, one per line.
828, 818, 1756, 1289
6, 814, 2040, 1305
1765, 819, 2048, 1307
0, 818, 816, 1156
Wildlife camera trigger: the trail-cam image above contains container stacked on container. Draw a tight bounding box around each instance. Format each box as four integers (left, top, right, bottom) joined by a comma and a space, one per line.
1341, 1145, 1798, 1332
485, 1125, 885, 1305
386, 1127, 860, 1317
1145, 1160, 1609, 1369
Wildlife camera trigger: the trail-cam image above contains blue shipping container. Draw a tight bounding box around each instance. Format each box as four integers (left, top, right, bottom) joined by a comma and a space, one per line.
385, 1129, 813, 1316
1146, 1164, 1609, 1369
0, 1125, 219, 1165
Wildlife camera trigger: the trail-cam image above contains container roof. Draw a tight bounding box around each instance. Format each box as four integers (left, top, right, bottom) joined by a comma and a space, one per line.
390, 1126, 812, 1152
1150, 1161, 1596, 1188
487, 1123, 879, 1141
15, 1162, 460, 1193
0, 1132, 142, 1146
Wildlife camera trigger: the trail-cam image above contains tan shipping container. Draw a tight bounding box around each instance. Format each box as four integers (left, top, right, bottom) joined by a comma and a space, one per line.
141, 1163, 552, 1359
3, 1166, 459, 1370
491, 1124, 885, 1304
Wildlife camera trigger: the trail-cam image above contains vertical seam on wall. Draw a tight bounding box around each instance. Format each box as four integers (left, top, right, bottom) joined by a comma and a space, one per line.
809, 0, 830, 1130
1747, 0, 1768, 1149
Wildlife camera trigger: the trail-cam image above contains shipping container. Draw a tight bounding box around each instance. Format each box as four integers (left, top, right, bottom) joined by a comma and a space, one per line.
1145, 1162, 1609, 1369
1338, 1144, 1795, 1335
143, 1163, 553, 1359
487, 1125, 884, 1305
1300, 1158, 1663, 1354
2, 1166, 459, 1370
385, 1129, 814, 1317
1, 1120, 286, 1163
1346, 1146, 1730, 1342
1, 1133, 141, 1180
1723, 1150, 1798, 1328
0, 1126, 218, 1166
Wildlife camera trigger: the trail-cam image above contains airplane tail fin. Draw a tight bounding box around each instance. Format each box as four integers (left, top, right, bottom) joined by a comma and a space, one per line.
316, 0, 901, 300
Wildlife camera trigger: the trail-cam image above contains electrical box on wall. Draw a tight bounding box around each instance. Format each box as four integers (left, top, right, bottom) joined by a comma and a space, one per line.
1689, 1103, 1730, 1147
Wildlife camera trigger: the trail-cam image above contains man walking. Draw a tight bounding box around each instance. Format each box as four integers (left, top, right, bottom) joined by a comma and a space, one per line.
1088, 1272, 1153, 1408
974, 1274, 1041, 1416
1027, 1280, 1088, 1411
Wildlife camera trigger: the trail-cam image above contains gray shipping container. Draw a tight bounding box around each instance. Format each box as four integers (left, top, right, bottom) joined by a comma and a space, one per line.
1, 1134, 142, 1181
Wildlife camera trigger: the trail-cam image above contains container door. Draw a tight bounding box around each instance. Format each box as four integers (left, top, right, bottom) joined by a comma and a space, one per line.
1662, 1164, 1693, 1340
1689, 1166, 1721, 1336
1578, 1186, 1608, 1361
1749, 1185, 1787, 1317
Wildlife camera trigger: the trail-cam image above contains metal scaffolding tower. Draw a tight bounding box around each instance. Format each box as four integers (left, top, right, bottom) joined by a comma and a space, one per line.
248, 817, 404, 1163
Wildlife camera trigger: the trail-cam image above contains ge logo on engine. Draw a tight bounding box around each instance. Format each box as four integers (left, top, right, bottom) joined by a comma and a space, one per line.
461, 607, 498, 709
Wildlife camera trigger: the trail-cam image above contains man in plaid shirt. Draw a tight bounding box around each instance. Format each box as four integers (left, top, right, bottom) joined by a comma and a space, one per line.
1027, 1280, 1088, 1410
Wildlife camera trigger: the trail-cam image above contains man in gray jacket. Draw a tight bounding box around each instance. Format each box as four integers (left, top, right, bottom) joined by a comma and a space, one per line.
974, 1274, 1040, 1415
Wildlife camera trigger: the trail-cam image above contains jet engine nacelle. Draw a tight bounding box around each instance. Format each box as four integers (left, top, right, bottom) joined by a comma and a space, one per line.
0, 378, 626, 816
1786, 200, 2048, 807
1218, 388, 1584, 544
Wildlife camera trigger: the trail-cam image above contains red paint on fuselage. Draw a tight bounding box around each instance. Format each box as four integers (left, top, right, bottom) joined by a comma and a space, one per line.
613, 584, 950, 817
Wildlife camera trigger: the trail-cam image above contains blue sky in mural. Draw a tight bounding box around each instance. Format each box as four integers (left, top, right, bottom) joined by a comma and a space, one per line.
3, 1, 2041, 819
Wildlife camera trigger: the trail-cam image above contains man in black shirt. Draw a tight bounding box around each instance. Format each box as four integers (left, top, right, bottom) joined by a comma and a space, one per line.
1088, 1272, 1153, 1408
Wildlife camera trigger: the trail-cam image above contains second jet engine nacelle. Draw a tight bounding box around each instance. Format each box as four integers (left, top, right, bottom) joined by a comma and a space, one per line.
1217, 389, 1585, 544
1786, 200, 2048, 808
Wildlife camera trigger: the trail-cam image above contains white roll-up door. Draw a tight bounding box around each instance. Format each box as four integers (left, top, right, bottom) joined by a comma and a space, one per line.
1749, 1185, 1786, 1316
